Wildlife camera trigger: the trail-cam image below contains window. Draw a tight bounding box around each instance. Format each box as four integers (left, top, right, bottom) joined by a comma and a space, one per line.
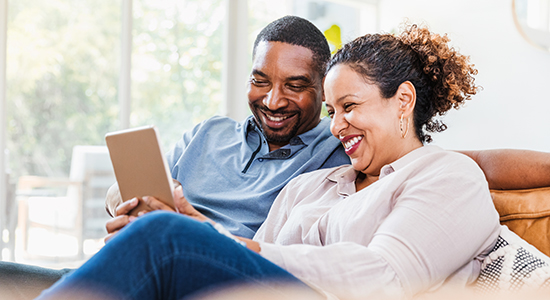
5, 0, 121, 265
0, 0, 378, 267
6, 0, 120, 180
131, 0, 225, 151
2, 0, 228, 266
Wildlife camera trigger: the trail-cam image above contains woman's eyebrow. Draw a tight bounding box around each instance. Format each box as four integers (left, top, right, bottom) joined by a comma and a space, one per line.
326, 94, 358, 107
335, 94, 358, 103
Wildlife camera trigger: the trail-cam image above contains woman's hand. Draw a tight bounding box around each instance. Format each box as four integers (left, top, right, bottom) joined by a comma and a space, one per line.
236, 237, 261, 253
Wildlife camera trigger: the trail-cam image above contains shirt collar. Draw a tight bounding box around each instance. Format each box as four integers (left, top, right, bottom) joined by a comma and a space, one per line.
380, 145, 442, 179
296, 117, 331, 146
245, 115, 259, 136
325, 145, 443, 193
327, 165, 358, 197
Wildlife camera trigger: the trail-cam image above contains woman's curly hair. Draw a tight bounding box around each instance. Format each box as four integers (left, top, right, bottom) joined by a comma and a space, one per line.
326, 24, 479, 143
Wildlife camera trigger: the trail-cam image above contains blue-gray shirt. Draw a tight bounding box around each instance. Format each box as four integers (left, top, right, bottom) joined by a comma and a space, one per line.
166, 115, 350, 238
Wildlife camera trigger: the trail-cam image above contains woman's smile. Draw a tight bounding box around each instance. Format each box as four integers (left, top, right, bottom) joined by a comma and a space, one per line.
340, 134, 363, 155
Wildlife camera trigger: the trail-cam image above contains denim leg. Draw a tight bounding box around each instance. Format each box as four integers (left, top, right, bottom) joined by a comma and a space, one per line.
36, 211, 304, 300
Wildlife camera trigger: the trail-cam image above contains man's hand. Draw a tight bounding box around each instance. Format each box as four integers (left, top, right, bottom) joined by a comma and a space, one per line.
104, 197, 153, 242
143, 185, 210, 222
104, 183, 209, 243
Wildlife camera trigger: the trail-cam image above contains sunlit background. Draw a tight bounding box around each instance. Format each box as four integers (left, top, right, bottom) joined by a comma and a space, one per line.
0, 0, 549, 269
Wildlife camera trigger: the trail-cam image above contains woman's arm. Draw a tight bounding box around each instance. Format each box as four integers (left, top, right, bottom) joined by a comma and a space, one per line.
459, 149, 550, 190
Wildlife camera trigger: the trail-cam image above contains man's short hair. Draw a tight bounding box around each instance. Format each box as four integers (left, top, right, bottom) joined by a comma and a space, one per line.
252, 15, 331, 79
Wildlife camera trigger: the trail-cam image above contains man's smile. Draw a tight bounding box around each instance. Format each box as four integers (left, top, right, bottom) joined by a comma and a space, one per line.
260, 109, 298, 130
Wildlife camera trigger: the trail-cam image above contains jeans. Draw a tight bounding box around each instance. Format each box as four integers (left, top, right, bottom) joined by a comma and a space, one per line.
36, 211, 305, 300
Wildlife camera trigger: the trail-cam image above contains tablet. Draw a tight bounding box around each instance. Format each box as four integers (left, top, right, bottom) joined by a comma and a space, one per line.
105, 125, 175, 214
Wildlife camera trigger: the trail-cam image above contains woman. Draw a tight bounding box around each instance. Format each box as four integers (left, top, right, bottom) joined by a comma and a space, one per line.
253, 25, 501, 297
37, 25, 500, 299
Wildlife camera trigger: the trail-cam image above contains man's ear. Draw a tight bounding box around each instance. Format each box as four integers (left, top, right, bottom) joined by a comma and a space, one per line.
321, 76, 326, 102
396, 81, 416, 117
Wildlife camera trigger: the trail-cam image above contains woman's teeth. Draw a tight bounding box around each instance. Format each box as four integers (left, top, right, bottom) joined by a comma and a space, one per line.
344, 136, 363, 149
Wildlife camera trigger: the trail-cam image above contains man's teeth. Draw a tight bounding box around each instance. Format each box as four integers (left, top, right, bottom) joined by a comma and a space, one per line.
266, 115, 289, 122
344, 136, 363, 149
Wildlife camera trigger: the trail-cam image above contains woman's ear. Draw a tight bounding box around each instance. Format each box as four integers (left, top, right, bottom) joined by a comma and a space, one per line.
396, 81, 416, 117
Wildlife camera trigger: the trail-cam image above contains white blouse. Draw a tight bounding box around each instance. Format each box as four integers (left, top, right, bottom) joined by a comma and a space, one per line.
253, 145, 502, 298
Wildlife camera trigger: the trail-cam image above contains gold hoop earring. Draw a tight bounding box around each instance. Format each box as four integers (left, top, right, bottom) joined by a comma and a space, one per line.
400, 113, 409, 139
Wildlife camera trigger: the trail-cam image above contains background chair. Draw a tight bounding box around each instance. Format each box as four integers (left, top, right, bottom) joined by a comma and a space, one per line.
16, 145, 115, 262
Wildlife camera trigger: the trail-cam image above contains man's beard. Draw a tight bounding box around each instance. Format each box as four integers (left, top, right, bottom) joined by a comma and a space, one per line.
262, 119, 301, 145
252, 105, 302, 145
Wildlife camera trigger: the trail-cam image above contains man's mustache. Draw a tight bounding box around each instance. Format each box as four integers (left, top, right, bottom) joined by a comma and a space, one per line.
254, 105, 299, 116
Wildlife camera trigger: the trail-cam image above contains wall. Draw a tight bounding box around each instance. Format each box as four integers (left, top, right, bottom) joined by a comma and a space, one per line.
377, 0, 550, 151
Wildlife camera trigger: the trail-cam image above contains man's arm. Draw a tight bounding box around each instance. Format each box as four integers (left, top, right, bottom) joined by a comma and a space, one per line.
459, 149, 550, 190
105, 183, 122, 217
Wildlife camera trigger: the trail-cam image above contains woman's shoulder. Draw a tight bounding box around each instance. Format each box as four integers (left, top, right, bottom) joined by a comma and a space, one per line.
394, 145, 486, 183
407, 145, 488, 183
415, 145, 481, 167
439, 147, 485, 171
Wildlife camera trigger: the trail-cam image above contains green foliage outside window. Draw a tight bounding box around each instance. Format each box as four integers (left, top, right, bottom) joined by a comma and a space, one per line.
7, 0, 120, 178
130, 0, 224, 152
6, 0, 225, 179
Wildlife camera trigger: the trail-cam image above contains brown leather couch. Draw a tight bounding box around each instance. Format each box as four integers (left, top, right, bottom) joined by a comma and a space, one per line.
491, 186, 550, 257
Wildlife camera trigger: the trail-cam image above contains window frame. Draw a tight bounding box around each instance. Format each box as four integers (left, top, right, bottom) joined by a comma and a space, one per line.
0, 0, 250, 260
1, 0, 8, 259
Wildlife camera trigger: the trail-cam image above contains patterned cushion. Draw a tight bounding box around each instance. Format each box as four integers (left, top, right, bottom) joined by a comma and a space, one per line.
475, 226, 550, 293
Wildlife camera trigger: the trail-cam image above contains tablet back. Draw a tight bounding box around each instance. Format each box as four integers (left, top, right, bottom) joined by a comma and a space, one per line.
105, 125, 175, 208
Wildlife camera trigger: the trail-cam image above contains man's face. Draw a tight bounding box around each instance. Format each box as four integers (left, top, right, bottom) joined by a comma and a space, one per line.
247, 41, 323, 150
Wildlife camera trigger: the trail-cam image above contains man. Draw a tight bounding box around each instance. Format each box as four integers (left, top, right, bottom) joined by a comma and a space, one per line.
104, 15, 349, 240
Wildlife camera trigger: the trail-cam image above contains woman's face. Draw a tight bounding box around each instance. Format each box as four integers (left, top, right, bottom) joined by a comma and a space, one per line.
324, 64, 407, 176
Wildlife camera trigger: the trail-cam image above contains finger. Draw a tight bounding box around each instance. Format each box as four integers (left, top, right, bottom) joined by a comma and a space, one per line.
173, 184, 184, 200
105, 215, 135, 234
115, 198, 140, 216
143, 196, 175, 212
173, 193, 208, 222
173, 187, 192, 213
172, 179, 182, 189
105, 215, 128, 234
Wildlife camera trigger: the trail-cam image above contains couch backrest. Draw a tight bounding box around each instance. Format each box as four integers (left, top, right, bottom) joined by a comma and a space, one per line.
491, 186, 550, 257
